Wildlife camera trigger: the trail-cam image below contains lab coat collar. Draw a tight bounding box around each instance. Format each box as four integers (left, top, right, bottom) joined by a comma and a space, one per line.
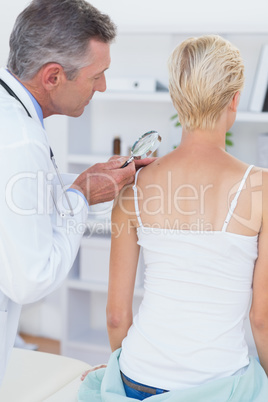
0, 67, 42, 128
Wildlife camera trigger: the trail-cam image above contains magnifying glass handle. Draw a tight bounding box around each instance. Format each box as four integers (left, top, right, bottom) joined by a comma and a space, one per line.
121, 156, 134, 168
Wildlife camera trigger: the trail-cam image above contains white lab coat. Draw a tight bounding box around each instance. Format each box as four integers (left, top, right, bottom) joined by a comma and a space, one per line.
0, 68, 88, 384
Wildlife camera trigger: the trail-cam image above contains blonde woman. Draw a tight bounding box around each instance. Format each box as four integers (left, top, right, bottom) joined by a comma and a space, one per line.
79, 35, 268, 401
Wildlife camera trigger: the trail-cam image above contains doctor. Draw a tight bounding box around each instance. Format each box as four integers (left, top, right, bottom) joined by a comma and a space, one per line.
0, 0, 147, 385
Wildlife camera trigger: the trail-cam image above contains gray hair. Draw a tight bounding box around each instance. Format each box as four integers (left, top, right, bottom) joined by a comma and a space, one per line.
7, 0, 117, 81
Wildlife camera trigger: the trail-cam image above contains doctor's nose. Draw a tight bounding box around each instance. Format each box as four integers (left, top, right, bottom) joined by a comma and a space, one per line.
96, 74, 106, 93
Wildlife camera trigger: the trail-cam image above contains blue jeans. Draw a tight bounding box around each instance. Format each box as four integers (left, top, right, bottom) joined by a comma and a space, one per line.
121, 372, 168, 400
122, 359, 261, 400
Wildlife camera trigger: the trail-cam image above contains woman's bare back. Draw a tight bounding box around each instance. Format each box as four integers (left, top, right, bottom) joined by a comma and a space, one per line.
135, 145, 262, 237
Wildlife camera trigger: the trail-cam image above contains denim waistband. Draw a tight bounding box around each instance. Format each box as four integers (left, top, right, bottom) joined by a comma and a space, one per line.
120, 371, 169, 395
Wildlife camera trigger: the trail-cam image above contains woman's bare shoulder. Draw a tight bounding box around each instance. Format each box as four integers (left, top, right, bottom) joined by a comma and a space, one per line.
136, 153, 172, 181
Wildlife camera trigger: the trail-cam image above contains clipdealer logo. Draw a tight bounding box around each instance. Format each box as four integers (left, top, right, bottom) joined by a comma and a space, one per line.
5, 170, 85, 218
5, 171, 53, 215
4, 168, 263, 234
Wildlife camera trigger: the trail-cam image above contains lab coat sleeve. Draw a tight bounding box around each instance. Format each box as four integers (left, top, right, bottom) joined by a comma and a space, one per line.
0, 138, 88, 305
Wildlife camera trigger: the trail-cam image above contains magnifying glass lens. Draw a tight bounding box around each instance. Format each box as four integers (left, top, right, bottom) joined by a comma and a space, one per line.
132, 131, 161, 159
132, 136, 153, 155
121, 130, 161, 168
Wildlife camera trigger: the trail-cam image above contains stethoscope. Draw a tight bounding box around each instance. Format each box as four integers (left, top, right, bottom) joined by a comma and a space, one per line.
0, 78, 74, 216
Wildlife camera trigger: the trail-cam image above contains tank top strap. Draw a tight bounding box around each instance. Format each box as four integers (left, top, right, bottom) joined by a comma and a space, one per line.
132, 168, 144, 227
222, 165, 254, 232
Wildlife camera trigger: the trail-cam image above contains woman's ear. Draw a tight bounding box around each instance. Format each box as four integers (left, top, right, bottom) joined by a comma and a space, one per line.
40, 63, 66, 91
229, 91, 240, 113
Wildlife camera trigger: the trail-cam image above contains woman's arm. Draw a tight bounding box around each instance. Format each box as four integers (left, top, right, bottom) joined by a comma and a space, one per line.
106, 184, 140, 352
250, 170, 268, 375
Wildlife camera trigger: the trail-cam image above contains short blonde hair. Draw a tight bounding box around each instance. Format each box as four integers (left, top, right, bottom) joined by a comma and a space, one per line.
168, 35, 244, 130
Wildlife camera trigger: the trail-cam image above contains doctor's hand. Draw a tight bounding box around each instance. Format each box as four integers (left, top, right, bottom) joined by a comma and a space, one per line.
134, 157, 157, 169
70, 157, 135, 206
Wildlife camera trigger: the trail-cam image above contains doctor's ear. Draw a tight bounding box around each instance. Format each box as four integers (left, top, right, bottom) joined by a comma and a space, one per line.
41, 63, 66, 90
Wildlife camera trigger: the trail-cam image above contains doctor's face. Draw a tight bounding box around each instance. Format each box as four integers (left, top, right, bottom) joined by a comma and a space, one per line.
53, 39, 111, 117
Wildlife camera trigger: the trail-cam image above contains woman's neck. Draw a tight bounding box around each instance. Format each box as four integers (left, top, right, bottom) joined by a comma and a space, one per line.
180, 127, 226, 151
180, 110, 231, 151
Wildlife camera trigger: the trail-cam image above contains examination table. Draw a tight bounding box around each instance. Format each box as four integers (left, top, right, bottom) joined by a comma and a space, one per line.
0, 348, 92, 401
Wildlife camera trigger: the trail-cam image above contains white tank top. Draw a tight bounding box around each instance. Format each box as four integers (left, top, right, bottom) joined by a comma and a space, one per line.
119, 165, 258, 391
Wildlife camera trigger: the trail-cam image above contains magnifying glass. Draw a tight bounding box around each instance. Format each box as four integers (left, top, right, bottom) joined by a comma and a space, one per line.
121, 130, 162, 168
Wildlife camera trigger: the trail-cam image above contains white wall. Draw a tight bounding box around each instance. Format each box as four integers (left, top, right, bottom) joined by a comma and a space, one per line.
89, 0, 268, 32
0, 1, 30, 67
